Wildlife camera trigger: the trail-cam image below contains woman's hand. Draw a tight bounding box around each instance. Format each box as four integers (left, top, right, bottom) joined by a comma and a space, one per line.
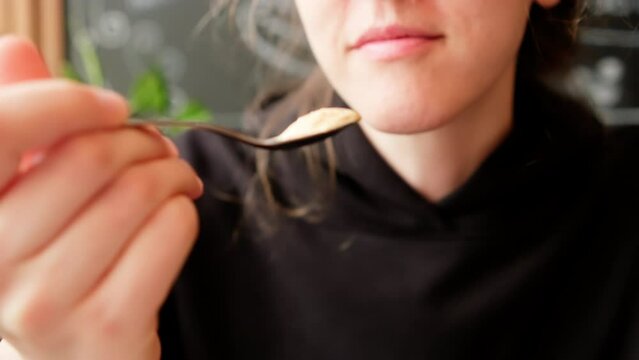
0, 36, 203, 360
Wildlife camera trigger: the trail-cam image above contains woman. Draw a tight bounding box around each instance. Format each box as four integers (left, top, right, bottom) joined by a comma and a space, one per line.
0, 0, 637, 359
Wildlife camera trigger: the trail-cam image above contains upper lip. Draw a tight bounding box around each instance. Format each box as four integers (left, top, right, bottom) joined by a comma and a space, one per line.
350, 25, 444, 50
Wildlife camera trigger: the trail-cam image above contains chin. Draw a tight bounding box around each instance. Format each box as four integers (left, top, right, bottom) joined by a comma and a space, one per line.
355, 104, 451, 135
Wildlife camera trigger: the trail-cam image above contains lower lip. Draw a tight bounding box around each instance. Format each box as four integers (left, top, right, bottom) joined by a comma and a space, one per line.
355, 37, 440, 61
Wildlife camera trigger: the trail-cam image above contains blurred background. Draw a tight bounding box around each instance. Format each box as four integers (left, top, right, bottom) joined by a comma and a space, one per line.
0, 0, 637, 127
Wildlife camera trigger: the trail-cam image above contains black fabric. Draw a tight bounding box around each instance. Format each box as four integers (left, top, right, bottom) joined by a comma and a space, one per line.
159, 82, 639, 359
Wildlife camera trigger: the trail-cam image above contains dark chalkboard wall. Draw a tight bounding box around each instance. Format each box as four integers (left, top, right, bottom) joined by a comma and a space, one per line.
66, 0, 308, 126
66, 0, 638, 126
577, 1, 639, 124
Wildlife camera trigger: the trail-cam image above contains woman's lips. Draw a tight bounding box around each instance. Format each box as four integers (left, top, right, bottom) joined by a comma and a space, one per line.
350, 25, 444, 61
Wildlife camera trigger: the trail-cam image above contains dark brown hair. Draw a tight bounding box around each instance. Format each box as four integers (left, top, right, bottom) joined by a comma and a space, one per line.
210, 0, 587, 228
521, 0, 585, 79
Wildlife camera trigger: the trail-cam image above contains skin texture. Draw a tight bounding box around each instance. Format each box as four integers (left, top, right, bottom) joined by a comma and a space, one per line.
0, 36, 202, 360
295, 0, 560, 201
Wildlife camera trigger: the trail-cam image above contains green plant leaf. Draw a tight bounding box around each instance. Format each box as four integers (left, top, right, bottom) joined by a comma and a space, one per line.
158, 100, 215, 137
174, 100, 213, 122
129, 68, 170, 116
63, 61, 84, 83
73, 29, 105, 87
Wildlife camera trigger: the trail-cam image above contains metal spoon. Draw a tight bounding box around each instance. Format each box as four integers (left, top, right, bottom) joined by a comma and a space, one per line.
128, 107, 361, 150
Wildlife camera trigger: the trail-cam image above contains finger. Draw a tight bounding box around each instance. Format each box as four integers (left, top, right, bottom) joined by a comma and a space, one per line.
0, 80, 128, 188
0, 339, 21, 359
17, 150, 45, 173
78, 196, 198, 339
0, 35, 51, 84
137, 125, 179, 157
23, 158, 201, 310
15, 127, 177, 175
0, 80, 128, 154
0, 128, 175, 264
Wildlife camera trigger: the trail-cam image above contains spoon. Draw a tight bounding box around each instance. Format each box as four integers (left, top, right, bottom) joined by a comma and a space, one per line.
128, 107, 361, 150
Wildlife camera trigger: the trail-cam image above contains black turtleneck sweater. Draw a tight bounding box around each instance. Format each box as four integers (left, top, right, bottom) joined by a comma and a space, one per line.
159, 84, 639, 360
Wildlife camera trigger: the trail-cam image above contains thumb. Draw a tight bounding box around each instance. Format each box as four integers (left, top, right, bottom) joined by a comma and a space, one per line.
0, 36, 54, 172
0, 35, 52, 85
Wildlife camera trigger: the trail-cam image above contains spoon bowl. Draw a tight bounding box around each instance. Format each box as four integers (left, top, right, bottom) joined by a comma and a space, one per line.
129, 108, 360, 150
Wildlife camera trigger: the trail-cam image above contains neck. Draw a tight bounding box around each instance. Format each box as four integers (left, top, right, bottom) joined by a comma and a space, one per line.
359, 66, 516, 203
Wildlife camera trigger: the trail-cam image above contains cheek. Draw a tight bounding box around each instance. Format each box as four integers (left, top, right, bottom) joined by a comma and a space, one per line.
448, 1, 530, 71
295, 0, 347, 62
430, 1, 530, 103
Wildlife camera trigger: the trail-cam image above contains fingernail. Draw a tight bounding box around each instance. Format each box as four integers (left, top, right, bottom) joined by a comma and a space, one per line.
162, 136, 180, 156
197, 177, 204, 191
0, 34, 35, 51
18, 151, 46, 172
193, 177, 205, 199
96, 88, 122, 107
95, 89, 128, 121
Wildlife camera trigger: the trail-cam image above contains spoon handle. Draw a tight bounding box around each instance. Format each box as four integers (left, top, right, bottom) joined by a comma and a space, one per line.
128, 118, 269, 148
